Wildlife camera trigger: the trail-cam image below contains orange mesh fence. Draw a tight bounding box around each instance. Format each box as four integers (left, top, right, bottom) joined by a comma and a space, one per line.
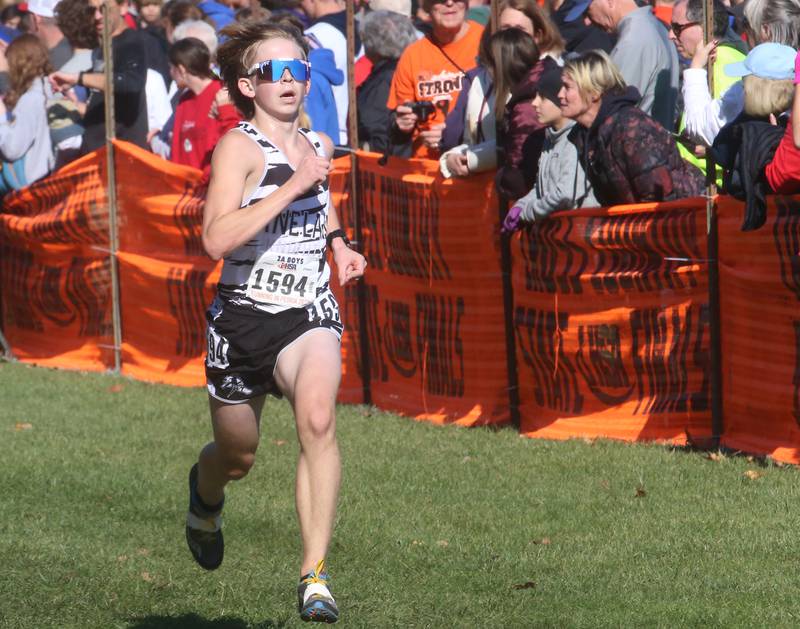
0, 149, 114, 371
327, 156, 363, 404
510, 199, 713, 443
717, 195, 800, 464
8, 141, 800, 457
352, 153, 509, 425
112, 142, 218, 386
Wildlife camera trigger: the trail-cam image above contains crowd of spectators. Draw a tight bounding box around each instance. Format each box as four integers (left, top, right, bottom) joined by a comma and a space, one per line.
1, 0, 800, 226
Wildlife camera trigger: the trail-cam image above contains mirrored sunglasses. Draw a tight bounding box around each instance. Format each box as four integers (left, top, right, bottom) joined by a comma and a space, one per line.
247, 58, 310, 82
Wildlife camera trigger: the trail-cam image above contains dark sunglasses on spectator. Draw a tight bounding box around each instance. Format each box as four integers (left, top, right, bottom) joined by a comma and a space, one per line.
670, 21, 700, 37
247, 58, 310, 82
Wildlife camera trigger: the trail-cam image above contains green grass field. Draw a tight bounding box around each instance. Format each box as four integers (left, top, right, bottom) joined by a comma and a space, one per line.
1, 360, 799, 628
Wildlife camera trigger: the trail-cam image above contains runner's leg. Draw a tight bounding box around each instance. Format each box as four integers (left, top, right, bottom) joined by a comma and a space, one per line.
195, 395, 265, 506
274, 329, 341, 575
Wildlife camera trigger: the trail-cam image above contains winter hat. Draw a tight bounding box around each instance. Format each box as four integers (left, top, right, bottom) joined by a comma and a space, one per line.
537, 66, 564, 106
725, 42, 797, 80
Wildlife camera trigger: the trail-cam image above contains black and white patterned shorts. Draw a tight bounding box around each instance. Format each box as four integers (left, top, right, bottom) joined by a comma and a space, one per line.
205, 289, 343, 403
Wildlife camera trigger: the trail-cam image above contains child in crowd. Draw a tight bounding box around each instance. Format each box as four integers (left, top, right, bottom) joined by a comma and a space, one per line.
135, 0, 164, 29
0, 34, 54, 193
494, 0, 564, 199
439, 25, 496, 178
501, 65, 596, 233
711, 43, 795, 229
168, 36, 239, 178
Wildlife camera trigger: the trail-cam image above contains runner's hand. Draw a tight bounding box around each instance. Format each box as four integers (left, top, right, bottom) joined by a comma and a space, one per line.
333, 246, 367, 286
289, 154, 331, 194
795, 50, 800, 84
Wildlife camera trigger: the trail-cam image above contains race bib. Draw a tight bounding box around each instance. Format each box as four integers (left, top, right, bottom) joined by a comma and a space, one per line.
245, 251, 318, 308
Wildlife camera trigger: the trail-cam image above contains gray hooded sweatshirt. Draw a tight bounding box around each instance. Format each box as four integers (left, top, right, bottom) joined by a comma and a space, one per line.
516, 120, 597, 222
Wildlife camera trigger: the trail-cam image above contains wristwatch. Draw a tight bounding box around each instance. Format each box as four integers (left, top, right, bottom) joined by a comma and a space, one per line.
326, 229, 350, 249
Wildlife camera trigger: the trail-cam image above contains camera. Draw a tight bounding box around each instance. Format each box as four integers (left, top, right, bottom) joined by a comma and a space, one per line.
408, 100, 436, 124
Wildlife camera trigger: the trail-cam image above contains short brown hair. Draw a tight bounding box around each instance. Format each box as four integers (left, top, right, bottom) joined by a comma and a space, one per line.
163, 0, 204, 29
217, 20, 309, 119
169, 37, 215, 79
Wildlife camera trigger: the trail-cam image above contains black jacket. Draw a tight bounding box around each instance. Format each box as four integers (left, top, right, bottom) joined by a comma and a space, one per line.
357, 59, 401, 155
82, 28, 149, 154
711, 116, 785, 230
575, 86, 705, 205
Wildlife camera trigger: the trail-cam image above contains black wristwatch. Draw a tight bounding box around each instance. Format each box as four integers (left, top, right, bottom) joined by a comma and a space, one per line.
77, 71, 85, 87
326, 229, 350, 249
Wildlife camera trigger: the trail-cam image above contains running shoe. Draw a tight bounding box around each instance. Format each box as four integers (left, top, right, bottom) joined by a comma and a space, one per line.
185, 463, 224, 570
297, 559, 339, 623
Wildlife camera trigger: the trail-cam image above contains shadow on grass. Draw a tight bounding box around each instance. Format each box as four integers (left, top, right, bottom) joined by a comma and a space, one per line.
127, 614, 288, 629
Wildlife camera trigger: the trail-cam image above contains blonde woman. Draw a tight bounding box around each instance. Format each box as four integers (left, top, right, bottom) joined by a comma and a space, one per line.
558, 49, 704, 205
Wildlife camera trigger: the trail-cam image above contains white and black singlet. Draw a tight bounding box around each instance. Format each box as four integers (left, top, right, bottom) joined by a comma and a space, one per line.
216, 122, 339, 321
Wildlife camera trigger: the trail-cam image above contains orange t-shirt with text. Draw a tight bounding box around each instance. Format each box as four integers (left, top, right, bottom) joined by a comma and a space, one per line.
387, 21, 483, 159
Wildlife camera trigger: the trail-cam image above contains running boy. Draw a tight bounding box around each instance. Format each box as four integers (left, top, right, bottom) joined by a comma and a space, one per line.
184, 20, 366, 624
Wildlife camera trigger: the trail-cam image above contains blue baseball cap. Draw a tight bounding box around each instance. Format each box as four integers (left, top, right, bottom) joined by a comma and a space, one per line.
564, 0, 593, 22
725, 42, 797, 80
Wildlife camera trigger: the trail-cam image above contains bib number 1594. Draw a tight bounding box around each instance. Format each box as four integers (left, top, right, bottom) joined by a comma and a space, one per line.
246, 252, 318, 308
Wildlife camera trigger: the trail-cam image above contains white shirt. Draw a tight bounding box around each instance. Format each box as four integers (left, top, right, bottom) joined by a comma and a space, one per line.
681, 67, 745, 146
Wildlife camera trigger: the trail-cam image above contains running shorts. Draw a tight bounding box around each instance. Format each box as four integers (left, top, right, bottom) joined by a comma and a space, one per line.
205, 288, 343, 403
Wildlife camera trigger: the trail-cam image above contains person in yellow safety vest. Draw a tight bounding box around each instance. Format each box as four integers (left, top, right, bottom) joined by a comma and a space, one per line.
669, 0, 747, 185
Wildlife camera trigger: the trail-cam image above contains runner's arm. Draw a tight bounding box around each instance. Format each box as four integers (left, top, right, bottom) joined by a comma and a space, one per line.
327, 202, 366, 285
315, 131, 366, 284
